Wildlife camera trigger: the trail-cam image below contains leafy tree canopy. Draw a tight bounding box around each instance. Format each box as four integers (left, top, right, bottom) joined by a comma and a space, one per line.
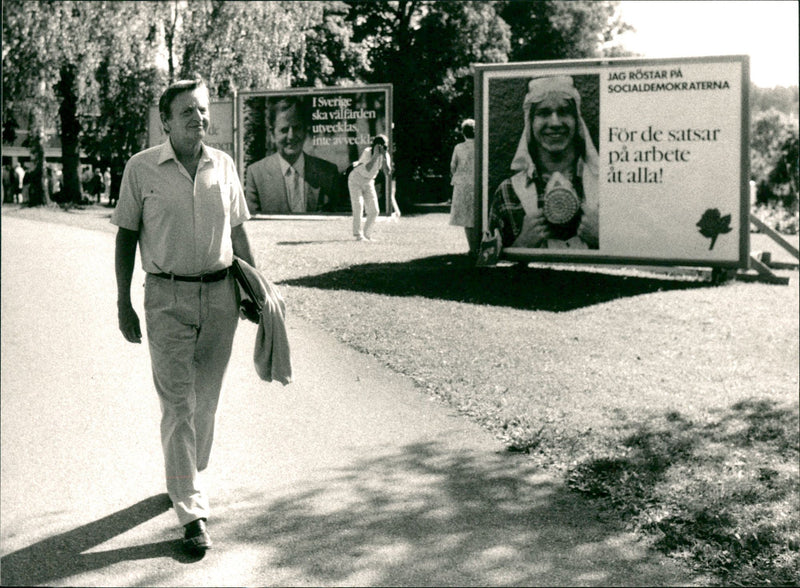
4, 0, 635, 207
179, 0, 326, 96
751, 83, 799, 117
497, 0, 632, 61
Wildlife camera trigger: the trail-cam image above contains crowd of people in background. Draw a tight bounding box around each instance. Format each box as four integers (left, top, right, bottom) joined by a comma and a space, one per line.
2, 159, 29, 204
1, 159, 114, 206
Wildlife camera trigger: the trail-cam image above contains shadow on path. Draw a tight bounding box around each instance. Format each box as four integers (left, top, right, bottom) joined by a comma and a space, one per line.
280, 254, 708, 312
1, 494, 198, 586
201, 439, 692, 587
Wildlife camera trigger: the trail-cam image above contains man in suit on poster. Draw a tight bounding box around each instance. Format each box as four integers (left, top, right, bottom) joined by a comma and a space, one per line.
245, 97, 339, 214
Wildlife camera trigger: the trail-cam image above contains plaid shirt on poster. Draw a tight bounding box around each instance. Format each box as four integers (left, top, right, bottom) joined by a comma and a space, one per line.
489, 177, 527, 248
489, 163, 587, 248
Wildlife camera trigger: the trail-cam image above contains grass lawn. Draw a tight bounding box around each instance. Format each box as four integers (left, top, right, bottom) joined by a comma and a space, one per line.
6, 204, 799, 585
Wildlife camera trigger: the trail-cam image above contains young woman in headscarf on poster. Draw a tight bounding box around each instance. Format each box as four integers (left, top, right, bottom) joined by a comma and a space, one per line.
489, 76, 600, 250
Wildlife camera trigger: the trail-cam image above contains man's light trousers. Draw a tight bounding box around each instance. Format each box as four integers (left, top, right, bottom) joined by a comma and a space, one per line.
144, 273, 238, 526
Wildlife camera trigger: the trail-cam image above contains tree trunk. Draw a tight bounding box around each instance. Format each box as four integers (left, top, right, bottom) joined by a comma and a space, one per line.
56, 64, 83, 204
165, 0, 178, 84
26, 120, 49, 206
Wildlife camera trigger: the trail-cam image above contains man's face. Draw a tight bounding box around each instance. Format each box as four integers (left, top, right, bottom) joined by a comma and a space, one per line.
530, 94, 577, 157
272, 105, 306, 162
163, 87, 210, 147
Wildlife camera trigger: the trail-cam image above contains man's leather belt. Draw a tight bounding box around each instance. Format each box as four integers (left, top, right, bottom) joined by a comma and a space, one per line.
149, 267, 230, 283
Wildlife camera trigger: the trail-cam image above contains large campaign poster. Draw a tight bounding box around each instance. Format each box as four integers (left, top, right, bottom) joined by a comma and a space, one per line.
237, 85, 392, 215
476, 56, 749, 268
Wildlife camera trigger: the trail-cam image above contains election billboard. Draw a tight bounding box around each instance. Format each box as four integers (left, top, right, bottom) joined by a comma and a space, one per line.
236, 85, 392, 215
475, 55, 750, 268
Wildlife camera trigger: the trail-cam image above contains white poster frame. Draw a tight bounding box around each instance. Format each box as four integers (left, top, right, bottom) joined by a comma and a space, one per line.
475, 55, 750, 269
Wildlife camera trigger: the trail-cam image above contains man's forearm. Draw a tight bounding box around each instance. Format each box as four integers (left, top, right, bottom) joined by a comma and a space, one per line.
231, 223, 255, 267
115, 228, 139, 304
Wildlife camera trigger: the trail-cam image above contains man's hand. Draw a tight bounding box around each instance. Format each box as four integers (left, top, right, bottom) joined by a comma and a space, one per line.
512, 210, 551, 248
118, 301, 142, 343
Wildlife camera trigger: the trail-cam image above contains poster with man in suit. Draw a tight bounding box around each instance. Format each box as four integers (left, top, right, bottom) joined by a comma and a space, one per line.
245, 96, 339, 214
239, 86, 392, 215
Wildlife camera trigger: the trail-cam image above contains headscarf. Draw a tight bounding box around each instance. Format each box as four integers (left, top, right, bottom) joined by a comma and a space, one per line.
510, 76, 599, 179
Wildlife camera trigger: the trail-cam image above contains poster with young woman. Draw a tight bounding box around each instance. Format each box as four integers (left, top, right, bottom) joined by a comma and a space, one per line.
237, 85, 392, 215
475, 55, 749, 269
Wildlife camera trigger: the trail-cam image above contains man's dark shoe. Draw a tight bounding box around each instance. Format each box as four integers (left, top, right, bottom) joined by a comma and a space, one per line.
182, 518, 212, 553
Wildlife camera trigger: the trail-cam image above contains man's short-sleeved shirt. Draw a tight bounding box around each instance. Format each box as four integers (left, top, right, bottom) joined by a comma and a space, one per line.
111, 141, 250, 275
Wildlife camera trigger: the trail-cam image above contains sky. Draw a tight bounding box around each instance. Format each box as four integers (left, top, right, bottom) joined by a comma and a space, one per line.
616, 1, 799, 88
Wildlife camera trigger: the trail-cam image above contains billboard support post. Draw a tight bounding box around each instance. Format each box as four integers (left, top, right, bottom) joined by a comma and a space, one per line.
749, 214, 800, 260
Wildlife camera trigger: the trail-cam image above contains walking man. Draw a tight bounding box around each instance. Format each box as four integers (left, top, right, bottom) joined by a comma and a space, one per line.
112, 78, 254, 553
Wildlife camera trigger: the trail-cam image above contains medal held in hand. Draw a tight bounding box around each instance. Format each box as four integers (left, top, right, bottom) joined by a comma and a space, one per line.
542, 172, 580, 226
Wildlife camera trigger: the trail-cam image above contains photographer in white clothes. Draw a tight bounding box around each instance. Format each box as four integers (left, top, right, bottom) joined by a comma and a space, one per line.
348, 134, 392, 241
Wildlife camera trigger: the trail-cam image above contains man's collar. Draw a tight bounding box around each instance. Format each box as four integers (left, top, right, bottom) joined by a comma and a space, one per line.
157, 140, 177, 165
158, 140, 211, 165
278, 153, 305, 176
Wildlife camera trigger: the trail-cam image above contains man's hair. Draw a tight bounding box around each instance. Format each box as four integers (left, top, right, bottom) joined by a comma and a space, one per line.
371, 134, 388, 149
268, 97, 309, 130
461, 119, 475, 139
158, 78, 207, 121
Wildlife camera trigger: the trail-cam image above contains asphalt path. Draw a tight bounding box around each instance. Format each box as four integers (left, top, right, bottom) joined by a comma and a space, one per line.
0, 215, 698, 587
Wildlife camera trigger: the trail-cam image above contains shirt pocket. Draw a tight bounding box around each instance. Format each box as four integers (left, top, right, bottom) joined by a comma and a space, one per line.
141, 182, 181, 224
